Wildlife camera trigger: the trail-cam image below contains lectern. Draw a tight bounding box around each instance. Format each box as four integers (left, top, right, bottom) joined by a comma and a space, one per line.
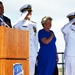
0, 26, 29, 75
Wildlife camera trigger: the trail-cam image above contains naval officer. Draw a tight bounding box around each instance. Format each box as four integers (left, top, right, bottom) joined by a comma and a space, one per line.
13, 4, 38, 75
61, 12, 75, 75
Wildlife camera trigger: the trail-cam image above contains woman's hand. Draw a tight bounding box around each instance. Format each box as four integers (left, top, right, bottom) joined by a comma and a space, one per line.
50, 32, 54, 39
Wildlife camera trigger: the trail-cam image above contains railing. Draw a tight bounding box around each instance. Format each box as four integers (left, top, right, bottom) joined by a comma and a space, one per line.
57, 52, 65, 75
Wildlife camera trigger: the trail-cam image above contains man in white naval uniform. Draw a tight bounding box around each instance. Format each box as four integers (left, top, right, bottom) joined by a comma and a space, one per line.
13, 4, 38, 75
61, 12, 75, 75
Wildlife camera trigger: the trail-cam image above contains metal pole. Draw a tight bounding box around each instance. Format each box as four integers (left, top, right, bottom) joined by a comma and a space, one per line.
62, 53, 64, 75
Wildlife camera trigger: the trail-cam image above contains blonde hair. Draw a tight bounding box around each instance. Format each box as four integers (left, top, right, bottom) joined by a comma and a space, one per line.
41, 16, 52, 27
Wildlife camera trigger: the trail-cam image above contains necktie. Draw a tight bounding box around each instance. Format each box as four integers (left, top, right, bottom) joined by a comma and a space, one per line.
0, 16, 5, 26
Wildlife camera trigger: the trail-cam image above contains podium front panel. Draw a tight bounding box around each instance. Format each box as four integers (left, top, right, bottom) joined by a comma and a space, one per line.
0, 59, 29, 75
0, 26, 29, 59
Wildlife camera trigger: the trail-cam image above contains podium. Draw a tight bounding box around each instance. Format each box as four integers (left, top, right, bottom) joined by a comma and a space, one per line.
0, 26, 29, 75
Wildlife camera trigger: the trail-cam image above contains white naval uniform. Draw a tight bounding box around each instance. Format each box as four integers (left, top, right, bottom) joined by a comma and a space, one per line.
13, 19, 38, 75
61, 18, 75, 75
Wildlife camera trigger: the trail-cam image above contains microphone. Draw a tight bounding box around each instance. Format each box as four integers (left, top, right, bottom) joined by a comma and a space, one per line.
0, 18, 10, 27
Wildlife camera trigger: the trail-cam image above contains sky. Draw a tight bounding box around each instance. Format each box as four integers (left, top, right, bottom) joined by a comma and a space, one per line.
1, 0, 75, 53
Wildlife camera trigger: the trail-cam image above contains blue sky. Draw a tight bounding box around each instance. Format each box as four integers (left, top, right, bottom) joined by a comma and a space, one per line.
1, 0, 75, 52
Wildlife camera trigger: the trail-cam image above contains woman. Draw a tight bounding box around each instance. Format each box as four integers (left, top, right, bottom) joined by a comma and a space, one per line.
38, 16, 58, 75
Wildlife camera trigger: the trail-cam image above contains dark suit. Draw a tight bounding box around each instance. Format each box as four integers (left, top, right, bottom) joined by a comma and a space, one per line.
0, 15, 12, 28
3, 15, 12, 28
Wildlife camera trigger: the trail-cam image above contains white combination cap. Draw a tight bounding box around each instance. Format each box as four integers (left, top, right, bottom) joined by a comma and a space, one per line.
67, 12, 75, 18
20, 4, 32, 13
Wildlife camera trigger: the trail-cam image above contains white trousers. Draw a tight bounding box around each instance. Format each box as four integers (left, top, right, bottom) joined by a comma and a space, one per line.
65, 56, 75, 75
29, 56, 36, 75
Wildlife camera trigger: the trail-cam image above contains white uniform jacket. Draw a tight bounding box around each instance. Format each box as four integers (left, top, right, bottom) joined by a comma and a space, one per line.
13, 19, 38, 57
61, 18, 75, 56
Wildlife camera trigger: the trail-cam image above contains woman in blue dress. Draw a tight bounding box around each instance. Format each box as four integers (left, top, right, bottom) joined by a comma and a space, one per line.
38, 16, 58, 75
